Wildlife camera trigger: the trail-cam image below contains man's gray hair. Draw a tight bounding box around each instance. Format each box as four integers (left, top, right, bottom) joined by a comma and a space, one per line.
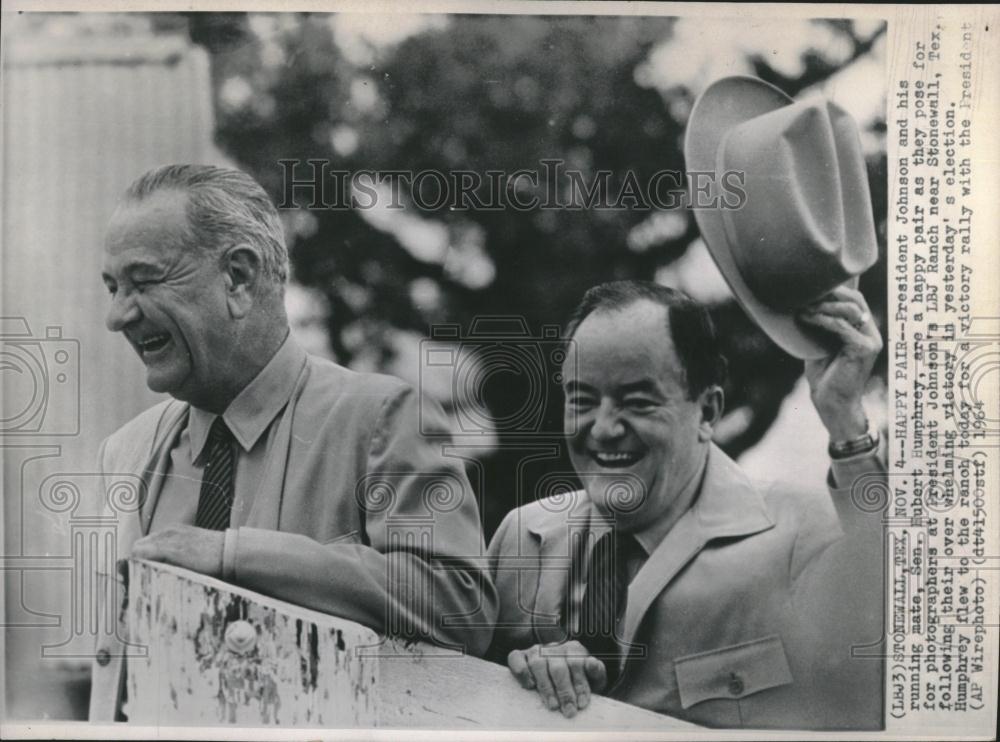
123, 164, 289, 287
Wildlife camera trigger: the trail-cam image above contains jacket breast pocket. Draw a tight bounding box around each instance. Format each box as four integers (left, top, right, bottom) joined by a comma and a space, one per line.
674, 635, 793, 710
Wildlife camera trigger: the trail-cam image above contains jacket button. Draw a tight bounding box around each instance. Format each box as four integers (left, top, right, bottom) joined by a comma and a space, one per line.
728, 674, 744, 696
96, 649, 111, 667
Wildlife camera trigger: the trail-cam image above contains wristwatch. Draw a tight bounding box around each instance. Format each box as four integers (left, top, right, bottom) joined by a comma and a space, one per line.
828, 422, 880, 459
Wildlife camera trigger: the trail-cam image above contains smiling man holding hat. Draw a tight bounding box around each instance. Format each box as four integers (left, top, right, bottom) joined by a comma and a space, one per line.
487, 76, 887, 729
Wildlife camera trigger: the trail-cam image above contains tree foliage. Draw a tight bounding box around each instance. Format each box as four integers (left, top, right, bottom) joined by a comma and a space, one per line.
193, 13, 887, 533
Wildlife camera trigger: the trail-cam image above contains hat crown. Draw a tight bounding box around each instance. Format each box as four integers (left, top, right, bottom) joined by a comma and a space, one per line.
717, 99, 877, 310
684, 75, 880, 358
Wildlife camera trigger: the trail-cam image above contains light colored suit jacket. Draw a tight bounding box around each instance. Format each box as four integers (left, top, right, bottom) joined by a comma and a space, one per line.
90, 351, 497, 721
487, 444, 886, 730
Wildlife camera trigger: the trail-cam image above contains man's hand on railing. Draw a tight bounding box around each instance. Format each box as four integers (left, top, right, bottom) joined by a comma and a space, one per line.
132, 525, 225, 577
507, 641, 607, 718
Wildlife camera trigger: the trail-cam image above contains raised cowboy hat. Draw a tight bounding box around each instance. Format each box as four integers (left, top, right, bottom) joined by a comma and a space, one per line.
684, 76, 878, 359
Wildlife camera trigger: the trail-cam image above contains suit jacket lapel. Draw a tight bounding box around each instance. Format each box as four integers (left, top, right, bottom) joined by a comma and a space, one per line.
527, 492, 609, 644
621, 445, 775, 646
243, 358, 311, 530
131, 351, 310, 535
530, 532, 572, 644
137, 402, 189, 536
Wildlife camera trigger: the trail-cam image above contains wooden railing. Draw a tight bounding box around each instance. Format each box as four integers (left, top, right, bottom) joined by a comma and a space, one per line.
125, 559, 698, 730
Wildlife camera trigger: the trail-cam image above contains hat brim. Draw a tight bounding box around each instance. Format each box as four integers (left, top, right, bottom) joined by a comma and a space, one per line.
684, 76, 853, 360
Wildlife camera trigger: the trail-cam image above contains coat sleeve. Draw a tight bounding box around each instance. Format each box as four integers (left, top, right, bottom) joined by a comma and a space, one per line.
787, 445, 887, 726
483, 511, 518, 664
790, 445, 887, 611
226, 384, 499, 657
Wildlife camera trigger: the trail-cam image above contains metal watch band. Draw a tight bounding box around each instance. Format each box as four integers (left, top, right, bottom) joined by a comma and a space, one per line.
828, 426, 879, 459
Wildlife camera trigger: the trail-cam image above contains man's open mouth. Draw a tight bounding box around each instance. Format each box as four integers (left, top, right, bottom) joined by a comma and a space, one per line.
137, 333, 171, 356
589, 450, 642, 468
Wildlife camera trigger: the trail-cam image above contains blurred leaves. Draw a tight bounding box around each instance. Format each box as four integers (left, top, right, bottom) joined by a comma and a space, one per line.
194, 13, 887, 532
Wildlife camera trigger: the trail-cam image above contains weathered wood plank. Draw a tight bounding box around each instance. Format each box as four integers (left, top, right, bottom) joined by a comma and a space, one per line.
374, 640, 686, 730
125, 559, 697, 730
126, 560, 378, 726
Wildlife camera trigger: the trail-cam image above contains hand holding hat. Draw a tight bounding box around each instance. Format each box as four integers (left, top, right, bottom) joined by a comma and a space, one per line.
684, 75, 880, 360
800, 285, 883, 441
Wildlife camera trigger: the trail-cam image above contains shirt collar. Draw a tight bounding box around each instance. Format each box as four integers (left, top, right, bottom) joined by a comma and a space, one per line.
529, 444, 774, 548
529, 444, 772, 548
689, 444, 773, 539
188, 333, 307, 461
630, 449, 710, 557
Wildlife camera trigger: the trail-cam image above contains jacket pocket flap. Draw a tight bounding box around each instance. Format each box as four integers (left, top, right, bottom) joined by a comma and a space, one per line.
674, 635, 792, 709
323, 529, 361, 545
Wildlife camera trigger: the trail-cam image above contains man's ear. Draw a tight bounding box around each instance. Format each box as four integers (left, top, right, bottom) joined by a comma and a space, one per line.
222, 245, 263, 319
696, 385, 725, 442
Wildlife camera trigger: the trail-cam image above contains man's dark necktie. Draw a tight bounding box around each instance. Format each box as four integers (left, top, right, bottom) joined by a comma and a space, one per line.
575, 530, 638, 687
194, 417, 235, 530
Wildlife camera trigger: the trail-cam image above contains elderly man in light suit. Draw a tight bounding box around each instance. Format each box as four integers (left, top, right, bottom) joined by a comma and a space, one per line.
488, 78, 888, 730
91, 165, 496, 721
